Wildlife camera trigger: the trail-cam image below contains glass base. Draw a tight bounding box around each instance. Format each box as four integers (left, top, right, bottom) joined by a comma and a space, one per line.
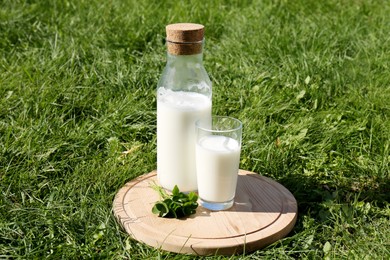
199, 198, 234, 211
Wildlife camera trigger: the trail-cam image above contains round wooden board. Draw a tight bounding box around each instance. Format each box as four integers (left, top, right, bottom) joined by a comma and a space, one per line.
113, 170, 297, 256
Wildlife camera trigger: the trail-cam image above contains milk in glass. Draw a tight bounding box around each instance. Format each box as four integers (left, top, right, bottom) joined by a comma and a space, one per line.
195, 135, 240, 202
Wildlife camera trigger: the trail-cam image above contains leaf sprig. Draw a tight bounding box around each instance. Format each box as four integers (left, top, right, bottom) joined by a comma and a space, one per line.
152, 185, 198, 218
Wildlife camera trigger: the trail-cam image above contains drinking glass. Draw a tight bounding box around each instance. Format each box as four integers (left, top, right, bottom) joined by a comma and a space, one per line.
195, 116, 242, 210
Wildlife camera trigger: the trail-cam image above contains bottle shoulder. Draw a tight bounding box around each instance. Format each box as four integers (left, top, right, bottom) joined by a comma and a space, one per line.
157, 62, 212, 96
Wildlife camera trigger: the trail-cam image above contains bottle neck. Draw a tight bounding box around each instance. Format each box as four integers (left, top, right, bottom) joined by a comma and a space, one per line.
167, 52, 203, 65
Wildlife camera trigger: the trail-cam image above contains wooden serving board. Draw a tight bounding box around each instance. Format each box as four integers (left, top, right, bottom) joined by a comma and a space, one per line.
113, 170, 297, 256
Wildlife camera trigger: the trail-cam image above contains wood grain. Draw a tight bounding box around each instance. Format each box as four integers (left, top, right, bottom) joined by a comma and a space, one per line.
113, 170, 297, 256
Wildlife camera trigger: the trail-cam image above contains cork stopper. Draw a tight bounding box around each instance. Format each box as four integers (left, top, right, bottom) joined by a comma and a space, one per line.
166, 23, 204, 55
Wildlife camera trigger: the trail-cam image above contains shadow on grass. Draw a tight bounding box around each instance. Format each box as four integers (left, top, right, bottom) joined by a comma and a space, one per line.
277, 171, 390, 232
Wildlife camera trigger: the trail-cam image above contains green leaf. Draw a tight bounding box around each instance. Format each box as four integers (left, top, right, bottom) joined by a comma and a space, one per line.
152, 202, 169, 217
296, 89, 306, 101
323, 241, 332, 254
188, 192, 198, 202
172, 185, 179, 196
305, 76, 311, 84
151, 185, 198, 219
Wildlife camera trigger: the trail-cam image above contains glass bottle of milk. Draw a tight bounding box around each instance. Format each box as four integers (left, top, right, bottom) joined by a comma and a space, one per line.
157, 23, 212, 192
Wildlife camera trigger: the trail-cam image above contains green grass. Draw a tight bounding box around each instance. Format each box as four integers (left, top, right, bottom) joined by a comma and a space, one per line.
1, 0, 389, 258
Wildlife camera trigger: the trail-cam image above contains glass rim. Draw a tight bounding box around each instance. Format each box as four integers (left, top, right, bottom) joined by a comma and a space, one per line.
195, 116, 242, 133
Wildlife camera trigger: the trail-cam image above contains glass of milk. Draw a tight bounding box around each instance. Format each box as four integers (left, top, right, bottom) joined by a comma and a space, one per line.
195, 116, 242, 210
